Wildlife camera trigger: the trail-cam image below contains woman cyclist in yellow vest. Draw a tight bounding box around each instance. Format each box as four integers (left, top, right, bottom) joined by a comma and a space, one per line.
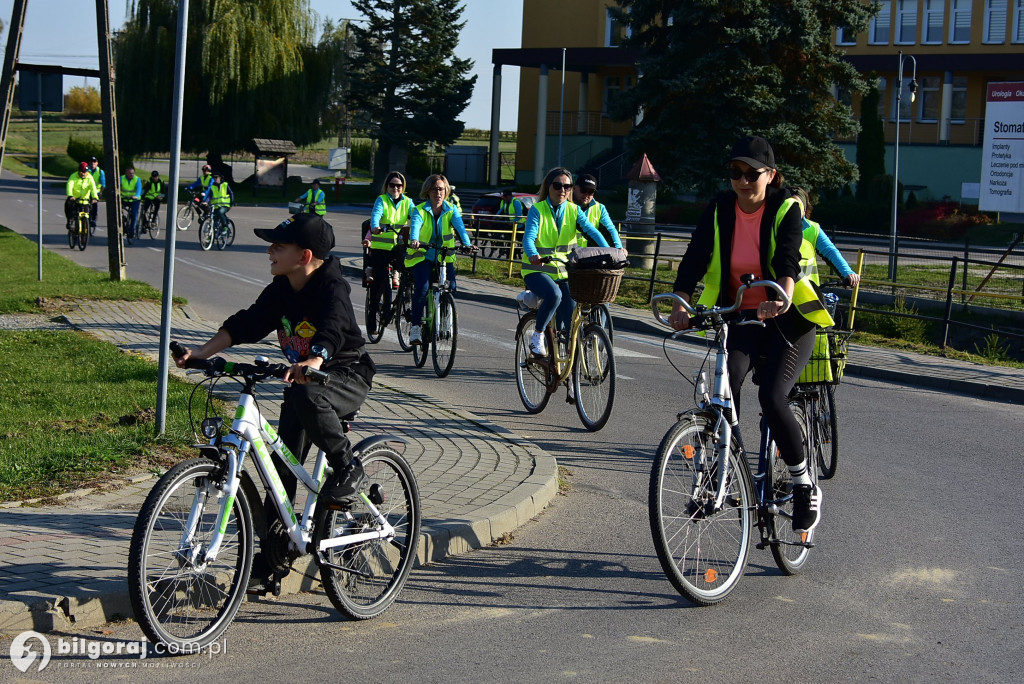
521, 167, 611, 357
406, 174, 475, 345
362, 171, 413, 333
669, 136, 833, 540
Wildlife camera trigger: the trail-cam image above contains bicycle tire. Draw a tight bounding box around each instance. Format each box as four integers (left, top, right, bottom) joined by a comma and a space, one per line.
395, 282, 414, 352
412, 334, 429, 368
316, 446, 421, 620
225, 219, 236, 247
176, 203, 194, 230
514, 312, 552, 413
365, 286, 386, 344
67, 223, 77, 249
127, 457, 254, 650
588, 303, 614, 345
649, 413, 753, 606
573, 323, 615, 431
431, 291, 458, 378
147, 207, 162, 240
816, 382, 839, 479
199, 218, 215, 251
769, 403, 815, 574
77, 215, 89, 251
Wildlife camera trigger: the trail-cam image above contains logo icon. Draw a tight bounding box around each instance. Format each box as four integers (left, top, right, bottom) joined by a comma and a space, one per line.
10, 630, 51, 672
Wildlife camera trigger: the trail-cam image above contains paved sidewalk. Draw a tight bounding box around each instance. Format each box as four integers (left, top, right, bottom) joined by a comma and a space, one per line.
0, 300, 557, 634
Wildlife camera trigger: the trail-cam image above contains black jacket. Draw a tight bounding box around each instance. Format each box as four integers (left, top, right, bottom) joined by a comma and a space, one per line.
222, 256, 375, 382
673, 186, 803, 306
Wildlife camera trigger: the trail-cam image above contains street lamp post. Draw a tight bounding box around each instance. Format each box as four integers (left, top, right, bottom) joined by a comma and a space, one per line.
889, 50, 918, 281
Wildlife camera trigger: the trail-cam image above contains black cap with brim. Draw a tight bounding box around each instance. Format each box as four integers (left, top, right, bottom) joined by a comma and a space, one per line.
254, 213, 335, 259
730, 135, 775, 170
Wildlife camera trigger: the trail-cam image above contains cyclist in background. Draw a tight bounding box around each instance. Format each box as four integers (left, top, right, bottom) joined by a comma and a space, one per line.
86, 156, 105, 231
65, 161, 99, 230
497, 188, 525, 227
447, 184, 462, 213
362, 171, 413, 334
142, 170, 165, 233
521, 167, 609, 357
120, 165, 143, 240
406, 174, 475, 346
572, 173, 624, 251
295, 178, 327, 216
203, 171, 234, 234
791, 187, 861, 287
187, 163, 215, 222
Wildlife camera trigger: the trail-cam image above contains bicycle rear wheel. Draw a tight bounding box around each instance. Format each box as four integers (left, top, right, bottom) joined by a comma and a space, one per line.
147, 207, 162, 240
573, 323, 615, 431
365, 286, 386, 344
514, 312, 552, 413
316, 446, 421, 620
769, 403, 815, 574
127, 457, 254, 650
176, 203, 194, 230
650, 414, 753, 605
224, 219, 235, 247
77, 215, 90, 251
199, 218, 215, 251
815, 383, 839, 479
431, 291, 458, 378
588, 303, 614, 345
67, 224, 77, 249
395, 282, 414, 352
412, 332, 429, 368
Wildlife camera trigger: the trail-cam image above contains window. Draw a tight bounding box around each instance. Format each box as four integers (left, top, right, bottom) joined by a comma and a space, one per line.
1014, 0, 1024, 42
950, 0, 973, 42
984, 0, 1008, 43
897, 0, 919, 43
892, 77, 916, 121
606, 8, 630, 47
951, 76, 968, 121
917, 76, 941, 121
871, 0, 892, 43
923, 0, 944, 42
837, 26, 857, 45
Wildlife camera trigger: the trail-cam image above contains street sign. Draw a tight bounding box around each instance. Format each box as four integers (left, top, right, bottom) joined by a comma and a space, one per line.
979, 82, 1024, 213
328, 147, 348, 170
18, 71, 63, 112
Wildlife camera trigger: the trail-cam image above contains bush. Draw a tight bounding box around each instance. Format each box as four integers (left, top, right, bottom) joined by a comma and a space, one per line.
66, 136, 103, 166
857, 292, 930, 343
898, 201, 995, 240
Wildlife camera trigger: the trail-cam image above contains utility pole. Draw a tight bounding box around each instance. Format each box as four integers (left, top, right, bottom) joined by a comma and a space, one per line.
0, 0, 29, 177
96, 0, 125, 280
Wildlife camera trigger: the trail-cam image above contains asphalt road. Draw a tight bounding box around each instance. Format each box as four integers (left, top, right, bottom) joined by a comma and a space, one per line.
2, 179, 1022, 683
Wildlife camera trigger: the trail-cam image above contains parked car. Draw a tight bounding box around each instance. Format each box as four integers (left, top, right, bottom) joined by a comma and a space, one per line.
467, 192, 538, 259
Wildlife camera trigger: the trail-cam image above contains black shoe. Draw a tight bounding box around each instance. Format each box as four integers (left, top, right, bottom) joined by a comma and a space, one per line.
320, 457, 367, 506
791, 484, 822, 538
245, 573, 281, 596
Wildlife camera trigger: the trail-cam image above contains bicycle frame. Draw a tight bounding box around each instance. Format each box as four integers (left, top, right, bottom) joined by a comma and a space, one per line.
192, 391, 395, 565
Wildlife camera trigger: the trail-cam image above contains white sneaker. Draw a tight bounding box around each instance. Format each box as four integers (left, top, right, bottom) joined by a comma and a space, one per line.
410, 325, 422, 345
529, 331, 547, 356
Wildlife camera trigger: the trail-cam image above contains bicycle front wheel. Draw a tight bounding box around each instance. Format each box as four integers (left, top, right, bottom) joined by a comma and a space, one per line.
127, 457, 254, 650
573, 323, 615, 431
650, 414, 753, 605
176, 204, 193, 230
316, 446, 421, 620
514, 312, 552, 413
395, 283, 414, 352
769, 403, 815, 574
147, 209, 162, 240
198, 218, 215, 251
365, 286, 386, 344
77, 215, 89, 251
815, 383, 839, 479
431, 291, 458, 378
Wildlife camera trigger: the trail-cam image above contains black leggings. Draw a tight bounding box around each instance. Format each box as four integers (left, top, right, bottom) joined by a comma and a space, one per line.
727, 309, 815, 467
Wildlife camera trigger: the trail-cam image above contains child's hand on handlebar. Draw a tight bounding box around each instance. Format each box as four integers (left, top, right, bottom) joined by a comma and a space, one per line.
285, 358, 322, 385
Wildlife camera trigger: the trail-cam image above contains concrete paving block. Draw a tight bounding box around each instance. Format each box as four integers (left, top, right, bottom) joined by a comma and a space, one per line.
443, 516, 491, 557
476, 504, 518, 541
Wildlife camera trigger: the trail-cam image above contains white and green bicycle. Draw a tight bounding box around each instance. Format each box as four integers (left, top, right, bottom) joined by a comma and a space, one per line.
128, 343, 421, 651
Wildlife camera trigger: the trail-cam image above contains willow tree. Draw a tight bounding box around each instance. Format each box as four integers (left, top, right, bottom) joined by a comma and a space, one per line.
115, 0, 332, 166
610, 0, 875, 196
347, 0, 475, 185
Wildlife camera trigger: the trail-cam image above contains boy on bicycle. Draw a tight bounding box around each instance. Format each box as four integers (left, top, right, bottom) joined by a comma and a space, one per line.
65, 162, 99, 229
202, 171, 234, 232
172, 213, 376, 590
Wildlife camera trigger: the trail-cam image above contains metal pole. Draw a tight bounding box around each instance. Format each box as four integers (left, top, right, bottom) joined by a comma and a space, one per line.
557, 48, 566, 167
156, 0, 190, 435
37, 73, 43, 281
941, 257, 958, 349
889, 52, 902, 282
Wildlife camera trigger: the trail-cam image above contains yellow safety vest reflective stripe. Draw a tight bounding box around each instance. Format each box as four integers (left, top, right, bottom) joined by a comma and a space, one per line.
370, 195, 411, 251
521, 200, 579, 281
799, 218, 821, 286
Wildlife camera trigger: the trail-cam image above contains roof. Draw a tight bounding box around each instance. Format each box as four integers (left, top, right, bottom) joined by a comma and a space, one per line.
626, 154, 661, 182
249, 139, 297, 156
492, 47, 645, 70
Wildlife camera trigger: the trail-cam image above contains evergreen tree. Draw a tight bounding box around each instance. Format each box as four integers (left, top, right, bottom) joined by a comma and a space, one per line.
610, 0, 875, 196
855, 76, 886, 200
115, 0, 333, 163
347, 0, 475, 185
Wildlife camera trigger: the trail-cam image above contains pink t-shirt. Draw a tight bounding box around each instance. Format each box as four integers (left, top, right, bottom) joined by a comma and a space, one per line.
729, 201, 768, 310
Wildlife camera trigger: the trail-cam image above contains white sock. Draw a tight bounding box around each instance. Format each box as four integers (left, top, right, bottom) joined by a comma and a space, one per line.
788, 461, 812, 487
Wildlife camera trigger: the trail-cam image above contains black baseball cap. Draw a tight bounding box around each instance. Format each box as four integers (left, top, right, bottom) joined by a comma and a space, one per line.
730, 135, 775, 170
501, 188, 513, 196
311, 178, 321, 185
255, 214, 335, 259
88, 156, 98, 162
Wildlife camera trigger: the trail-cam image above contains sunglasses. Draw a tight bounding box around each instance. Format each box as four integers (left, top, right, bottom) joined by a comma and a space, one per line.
728, 167, 767, 183
388, 183, 403, 189
550, 182, 574, 191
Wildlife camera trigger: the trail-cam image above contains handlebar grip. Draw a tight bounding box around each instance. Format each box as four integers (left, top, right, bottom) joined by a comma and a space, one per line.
170, 341, 216, 370
170, 341, 187, 358
303, 367, 330, 385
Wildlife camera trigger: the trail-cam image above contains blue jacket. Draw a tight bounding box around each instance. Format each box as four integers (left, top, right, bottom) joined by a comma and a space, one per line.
523, 199, 608, 259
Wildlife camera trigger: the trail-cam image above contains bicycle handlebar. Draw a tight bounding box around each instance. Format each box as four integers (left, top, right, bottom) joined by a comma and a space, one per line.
651, 279, 792, 328
170, 342, 330, 384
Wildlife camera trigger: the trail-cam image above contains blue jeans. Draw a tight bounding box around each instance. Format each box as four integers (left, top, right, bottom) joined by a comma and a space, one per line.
126, 199, 140, 236
523, 272, 574, 334
411, 260, 456, 325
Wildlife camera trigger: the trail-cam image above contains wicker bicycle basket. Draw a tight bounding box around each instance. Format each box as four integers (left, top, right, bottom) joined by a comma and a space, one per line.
797, 328, 853, 385
567, 268, 624, 305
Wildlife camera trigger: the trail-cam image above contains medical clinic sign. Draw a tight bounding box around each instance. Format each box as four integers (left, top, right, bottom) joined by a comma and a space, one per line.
980, 82, 1024, 213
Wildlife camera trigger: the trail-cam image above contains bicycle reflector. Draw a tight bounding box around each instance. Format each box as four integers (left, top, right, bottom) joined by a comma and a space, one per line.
201, 417, 223, 440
